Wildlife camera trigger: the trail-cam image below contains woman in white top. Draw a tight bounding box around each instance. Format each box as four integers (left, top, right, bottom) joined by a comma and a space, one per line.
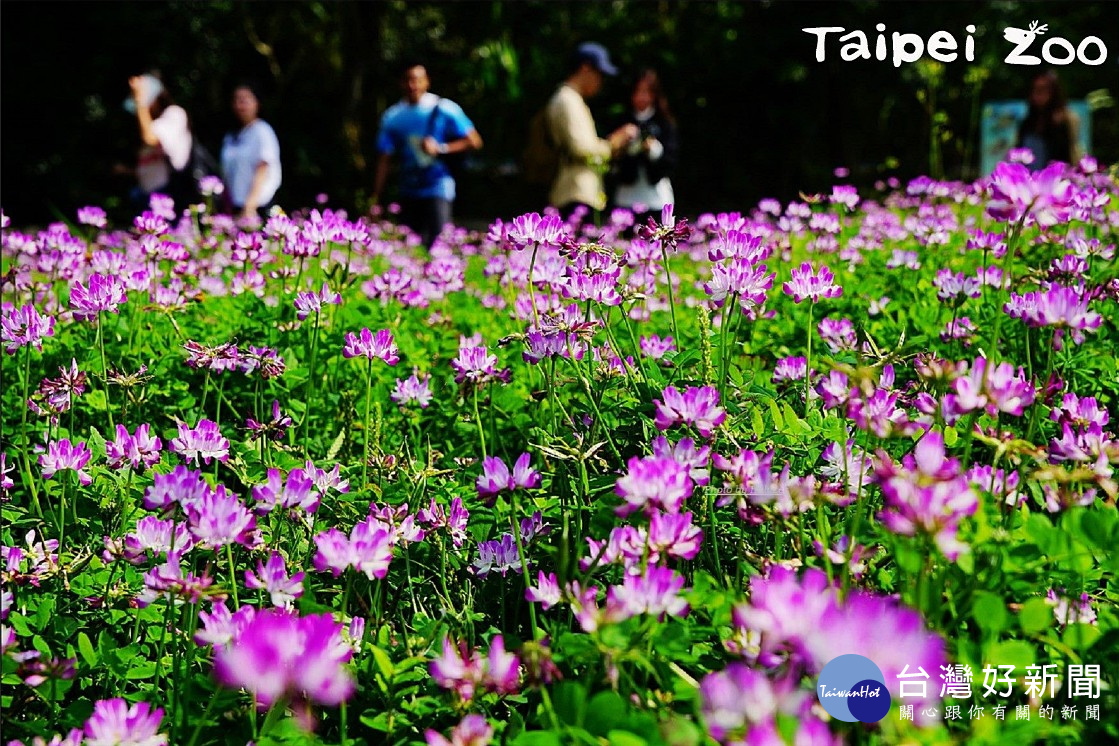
221, 83, 282, 221
125, 73, 194, 213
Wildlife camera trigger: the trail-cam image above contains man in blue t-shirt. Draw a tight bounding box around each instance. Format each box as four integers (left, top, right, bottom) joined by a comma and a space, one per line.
372, 62, 483, 247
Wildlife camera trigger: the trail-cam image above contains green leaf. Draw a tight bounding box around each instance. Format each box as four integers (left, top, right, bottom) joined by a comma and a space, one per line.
943, 426, 958, 447
369, 645, 394, 681
511, 732, 563, 746
1018, 598, 1052, 634
585, 691, 629, 737
77, 632, 97, 667
608, 731, 647, 746
970, 591, 1008, 635
553, 681, 588, 726
984, 640, 1035, 672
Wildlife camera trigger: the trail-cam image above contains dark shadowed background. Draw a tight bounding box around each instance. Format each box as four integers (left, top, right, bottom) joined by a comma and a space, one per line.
2, 1, 1117, 225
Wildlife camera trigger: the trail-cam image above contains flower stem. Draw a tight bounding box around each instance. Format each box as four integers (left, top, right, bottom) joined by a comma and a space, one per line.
19, 344, 43, 519
362, 357, 373, 489
472, 386, 487, 459
804, 300, 815, 418
97, 313, 115, 430
303, 309, 321, 456
226, 543, 240, 607
660, 242, 680, 341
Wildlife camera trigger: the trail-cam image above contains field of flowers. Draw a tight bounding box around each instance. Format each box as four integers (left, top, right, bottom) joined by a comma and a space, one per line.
2, 158, 1117, 746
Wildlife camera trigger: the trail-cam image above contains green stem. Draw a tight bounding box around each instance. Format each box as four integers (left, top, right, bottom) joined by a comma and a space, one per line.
19, 344, 43, 519
98, 313, 115, 430
804, 300, 815, 418
362, 357, 373, 489
226, 543, 240, 607
527, 242, 540, 328
303, 309, 321, 456
509, 493, 540, 640
472, 385, 487, 459
660, 242, 680, 341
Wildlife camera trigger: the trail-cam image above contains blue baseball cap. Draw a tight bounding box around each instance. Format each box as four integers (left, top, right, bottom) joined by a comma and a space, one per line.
574, 42, 618, 76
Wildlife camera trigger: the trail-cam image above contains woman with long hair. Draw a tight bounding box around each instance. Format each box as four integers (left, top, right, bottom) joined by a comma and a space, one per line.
609, 68, 679, 223
1017, 70, 1078, 169
125, 73, 195, 213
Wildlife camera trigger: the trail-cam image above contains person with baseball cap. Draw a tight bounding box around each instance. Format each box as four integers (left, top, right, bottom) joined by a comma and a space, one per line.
545, 42, 638, 222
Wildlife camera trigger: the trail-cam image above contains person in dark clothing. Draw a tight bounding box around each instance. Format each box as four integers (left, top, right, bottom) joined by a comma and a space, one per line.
1016, 70, 1077, 169
608, 68, 679, 224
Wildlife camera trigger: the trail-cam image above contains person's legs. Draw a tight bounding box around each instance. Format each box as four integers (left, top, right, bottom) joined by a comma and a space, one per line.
427, 198, 452, 246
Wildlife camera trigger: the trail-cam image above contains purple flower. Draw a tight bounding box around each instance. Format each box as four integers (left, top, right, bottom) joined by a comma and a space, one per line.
417, 497, 470, 549
312, 519, 394, 579
651, 435, 711, 486
245, 552, 305, 608
170, 419, 230, 465
525, 571, 562, 609
653, 385, 726, 438
639, 334, 676, 360
122, 516, 193, 563
246, 400, 294, 442
471, 534, 523, 577
70, 273, 127, 321
615, 455, 693, 516
429, 635, 521, 703
703, 260, 774, 312
875, 431, 978, 560
391, 369, 433, 408
475, 453, 538, 504
239, 346, 286, 379
343, 327, 400, 364
781, 262, 842, 304
194, 601, 256, 647
1004, 284, 1102, 349
294, 282, 342, 320
933, 269, 981, 303
39, 439, 92, 485
452, 345, 501, 385
987, 161, 1073, 227
186, 485, 257, 549
251, 468, 320, 515
943, 357, 1036, 419
106, 424, 162, 471
728, 566, 946, 720
2, 304, 55, 355
425, 714, 494, 746
817, 317, 857, 353
506, 211, 566, 249
212, 610, 355, 709
648, 510, 704, 561
83, 698, 167, 746
142, 465, 209, 513
77, 205, 108, 228
604, 566, 690, 622
700, 664, 793, 743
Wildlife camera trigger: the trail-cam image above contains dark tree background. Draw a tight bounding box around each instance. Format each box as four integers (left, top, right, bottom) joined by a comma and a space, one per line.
2, 1, 1117, 225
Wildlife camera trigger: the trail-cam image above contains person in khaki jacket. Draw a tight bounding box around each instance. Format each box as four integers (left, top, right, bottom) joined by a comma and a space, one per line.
546, 43, 638, 221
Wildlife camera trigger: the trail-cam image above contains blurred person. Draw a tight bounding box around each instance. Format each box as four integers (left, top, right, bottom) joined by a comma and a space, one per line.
221, 81, 282, 220
546, 42, 638, 221
121, 73, 195, 213
608, 68, 679, 225
372, 62, 483, 247
1016, 70, 1078, 169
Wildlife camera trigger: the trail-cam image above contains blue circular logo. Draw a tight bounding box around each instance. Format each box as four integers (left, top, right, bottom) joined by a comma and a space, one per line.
816, 654, 892, 723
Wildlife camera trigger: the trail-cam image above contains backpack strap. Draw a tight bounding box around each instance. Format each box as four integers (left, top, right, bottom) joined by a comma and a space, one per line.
425, 97, 444, 139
